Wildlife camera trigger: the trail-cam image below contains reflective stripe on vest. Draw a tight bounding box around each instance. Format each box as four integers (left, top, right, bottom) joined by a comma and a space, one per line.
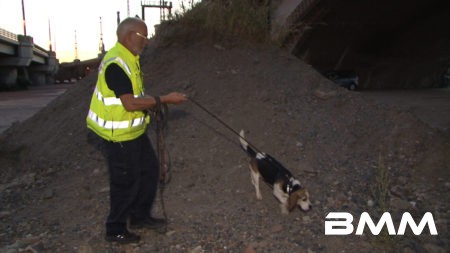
93, 87, 144, 106
99, 56, 132, 76
88, 109, 146, 129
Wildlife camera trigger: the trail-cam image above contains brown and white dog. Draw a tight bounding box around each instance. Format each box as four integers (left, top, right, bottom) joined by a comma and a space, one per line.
239, 130, 311, 214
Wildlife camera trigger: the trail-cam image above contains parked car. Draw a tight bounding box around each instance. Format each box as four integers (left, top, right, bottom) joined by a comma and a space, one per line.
324, 70, 359, 90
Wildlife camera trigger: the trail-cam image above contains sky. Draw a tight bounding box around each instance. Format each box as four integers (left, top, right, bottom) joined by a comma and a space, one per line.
0, 0, 198, 63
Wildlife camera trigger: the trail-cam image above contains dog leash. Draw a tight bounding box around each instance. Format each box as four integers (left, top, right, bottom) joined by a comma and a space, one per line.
188, 96, 303, 177
188, 97, 319, 179
187, 97, 264, 155
150, 97, 170, 234
153, 97, 171, 184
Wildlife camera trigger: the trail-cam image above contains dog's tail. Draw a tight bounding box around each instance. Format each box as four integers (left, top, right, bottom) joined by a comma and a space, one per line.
239, 130, 257, 158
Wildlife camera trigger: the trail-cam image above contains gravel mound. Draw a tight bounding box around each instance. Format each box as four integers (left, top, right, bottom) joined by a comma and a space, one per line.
0, 34, 448, 252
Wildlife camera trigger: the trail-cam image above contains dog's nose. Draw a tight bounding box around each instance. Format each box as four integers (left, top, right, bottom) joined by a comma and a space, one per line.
301, 205, 312, 212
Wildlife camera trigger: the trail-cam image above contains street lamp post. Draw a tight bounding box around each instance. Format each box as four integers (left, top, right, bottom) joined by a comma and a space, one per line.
21, 0, 27, 35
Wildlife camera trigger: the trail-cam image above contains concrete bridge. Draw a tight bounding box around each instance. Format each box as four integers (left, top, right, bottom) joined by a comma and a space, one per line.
271, 0, 450, 89
0, 28, 58, 90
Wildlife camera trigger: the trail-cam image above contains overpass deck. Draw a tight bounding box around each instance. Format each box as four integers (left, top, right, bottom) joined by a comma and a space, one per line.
0, 28, 58, 88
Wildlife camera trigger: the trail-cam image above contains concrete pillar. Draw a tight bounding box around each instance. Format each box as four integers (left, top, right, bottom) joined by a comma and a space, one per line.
16, 35, 33, 66
29, 71, 46, 85
0, 35, 33, 89
46, 51, 59, 84
0, 67, 18, 90
29, 51, 59, 85
47, 51, 59, 75
271, 0, 304, 39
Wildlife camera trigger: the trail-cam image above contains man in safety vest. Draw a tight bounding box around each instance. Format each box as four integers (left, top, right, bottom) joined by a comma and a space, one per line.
86, 17, 187, 244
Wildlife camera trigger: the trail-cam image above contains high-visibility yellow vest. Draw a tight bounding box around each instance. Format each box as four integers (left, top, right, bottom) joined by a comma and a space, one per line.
86, 42, 150, 142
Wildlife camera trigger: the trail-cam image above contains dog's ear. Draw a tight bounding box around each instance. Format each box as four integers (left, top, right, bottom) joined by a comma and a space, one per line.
288, 193, 299, 211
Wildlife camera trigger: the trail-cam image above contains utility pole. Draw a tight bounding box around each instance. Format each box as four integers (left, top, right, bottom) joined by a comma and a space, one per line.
98, 17, 106, 58
48, 19, 52, 51
74, 30, 79, 61
21, 0, 27, 35
127, 0, 130, 17
99, 17, 105, 56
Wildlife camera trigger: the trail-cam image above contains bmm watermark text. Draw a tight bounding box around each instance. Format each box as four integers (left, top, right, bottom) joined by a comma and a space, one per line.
325, 212, 438, 235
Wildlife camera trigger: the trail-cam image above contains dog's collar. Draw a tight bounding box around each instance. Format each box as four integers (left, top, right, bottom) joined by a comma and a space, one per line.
287, 178, 302, 195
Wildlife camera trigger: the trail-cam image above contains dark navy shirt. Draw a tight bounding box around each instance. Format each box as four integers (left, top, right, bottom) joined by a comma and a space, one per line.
105, 63, 133, 98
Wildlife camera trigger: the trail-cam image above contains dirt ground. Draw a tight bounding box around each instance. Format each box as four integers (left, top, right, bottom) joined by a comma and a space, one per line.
0, 31, 449, 253
360, 89, 450, 132
2, 85, 448, 134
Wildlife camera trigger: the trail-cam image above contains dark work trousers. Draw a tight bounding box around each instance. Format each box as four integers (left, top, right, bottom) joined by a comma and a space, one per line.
103, 133, 160, 234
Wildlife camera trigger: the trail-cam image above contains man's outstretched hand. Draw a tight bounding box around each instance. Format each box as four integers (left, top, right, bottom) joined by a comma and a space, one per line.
161, 92, 187, 105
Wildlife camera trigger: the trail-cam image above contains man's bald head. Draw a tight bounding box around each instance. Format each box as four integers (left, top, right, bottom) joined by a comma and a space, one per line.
117, 17, 146, 42
116, 17, 148, 55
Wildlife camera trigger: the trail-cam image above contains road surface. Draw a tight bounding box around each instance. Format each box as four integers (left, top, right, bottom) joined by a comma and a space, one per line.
0, 84, 70, 133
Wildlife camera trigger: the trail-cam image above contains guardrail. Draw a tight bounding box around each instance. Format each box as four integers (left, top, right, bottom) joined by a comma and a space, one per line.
0, 28, 19, 43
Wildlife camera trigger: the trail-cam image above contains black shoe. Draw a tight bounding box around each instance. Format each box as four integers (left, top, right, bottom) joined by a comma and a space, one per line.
129, 217, 167, 230
105, 231, 140, 244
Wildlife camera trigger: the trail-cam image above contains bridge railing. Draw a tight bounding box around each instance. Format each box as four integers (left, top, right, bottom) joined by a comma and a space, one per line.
0, 28, 19, 43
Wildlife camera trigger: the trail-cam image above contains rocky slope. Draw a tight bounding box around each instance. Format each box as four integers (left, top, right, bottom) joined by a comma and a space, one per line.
0, 34, 448, 253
